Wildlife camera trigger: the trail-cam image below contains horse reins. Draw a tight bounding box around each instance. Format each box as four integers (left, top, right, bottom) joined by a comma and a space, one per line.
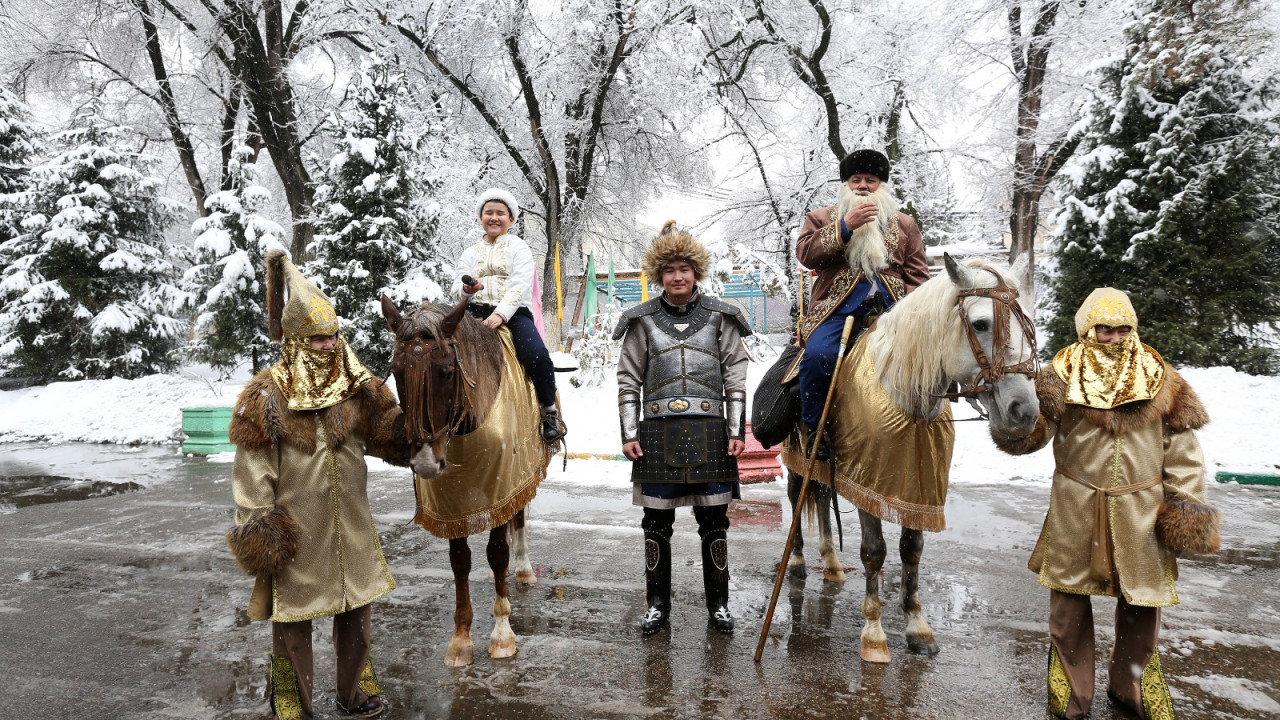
940, 267, 1039, 402
394, 334, 477, 447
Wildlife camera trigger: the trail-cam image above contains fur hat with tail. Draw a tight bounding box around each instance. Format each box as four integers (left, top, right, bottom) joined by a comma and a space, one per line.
266, 249, 287, 342
643, 220, 709, 282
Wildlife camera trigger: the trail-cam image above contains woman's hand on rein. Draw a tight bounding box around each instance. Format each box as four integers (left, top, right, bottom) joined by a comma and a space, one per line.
483, 314, 505, 330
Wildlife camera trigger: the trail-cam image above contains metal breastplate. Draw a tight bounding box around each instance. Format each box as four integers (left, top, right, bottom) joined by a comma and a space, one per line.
640, 304, 724, 416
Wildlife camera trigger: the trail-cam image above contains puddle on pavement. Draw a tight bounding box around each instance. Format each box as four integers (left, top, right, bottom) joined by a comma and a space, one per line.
0, 474, 143, 512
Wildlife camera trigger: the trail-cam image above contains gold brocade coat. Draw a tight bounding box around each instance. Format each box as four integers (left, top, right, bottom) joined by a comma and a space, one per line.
998, 365, 1212, 607
227, 372, 410, 622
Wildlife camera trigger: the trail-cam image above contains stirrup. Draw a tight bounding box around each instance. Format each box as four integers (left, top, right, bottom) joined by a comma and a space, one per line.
540, 411, 567, 445
640, 605, 668, 635
709, 605, 734, 634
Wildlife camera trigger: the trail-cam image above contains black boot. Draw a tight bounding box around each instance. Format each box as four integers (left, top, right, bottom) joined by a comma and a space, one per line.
804, 424, 832, 462
701, 529, 733, 634
540, 407, 566, 445
641, 530, 671, 636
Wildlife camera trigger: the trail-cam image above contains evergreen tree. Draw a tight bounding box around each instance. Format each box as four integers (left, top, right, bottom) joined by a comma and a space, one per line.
306, 54, 448, 375
1045, 0, 1280, 374
0, 87, 45, 305
185, 142, 287, 376
0, 87, 43, 240
0, 103, 189, 381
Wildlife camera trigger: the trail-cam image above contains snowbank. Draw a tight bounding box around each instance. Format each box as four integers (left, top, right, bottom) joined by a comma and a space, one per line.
0, 360, 1275, 483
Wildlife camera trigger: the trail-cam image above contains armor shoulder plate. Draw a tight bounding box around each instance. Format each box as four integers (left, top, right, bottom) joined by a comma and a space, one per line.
700, 296, 753, 337
612, 298, 663, 340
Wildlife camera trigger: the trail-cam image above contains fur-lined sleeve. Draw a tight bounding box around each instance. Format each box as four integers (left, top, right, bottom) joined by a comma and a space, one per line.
992, 368, 1063, 455
226, 371, 296, 574
362, 379, 412, 467
1155, 366, 1219, 553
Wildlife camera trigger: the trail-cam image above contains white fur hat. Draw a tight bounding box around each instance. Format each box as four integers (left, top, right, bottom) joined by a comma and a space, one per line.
475, 188, 520, 222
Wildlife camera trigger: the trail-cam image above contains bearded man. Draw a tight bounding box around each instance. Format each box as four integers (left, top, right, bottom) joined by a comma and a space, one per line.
794, 149, 931, 452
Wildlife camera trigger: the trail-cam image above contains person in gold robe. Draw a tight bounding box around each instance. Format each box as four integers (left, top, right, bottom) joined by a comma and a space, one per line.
997, 288, 1221, 720
225, 250, 410, 720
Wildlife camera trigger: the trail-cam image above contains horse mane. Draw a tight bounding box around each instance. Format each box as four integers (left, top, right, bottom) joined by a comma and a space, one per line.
866, 259, 1022, 412
399, 302, 505, 429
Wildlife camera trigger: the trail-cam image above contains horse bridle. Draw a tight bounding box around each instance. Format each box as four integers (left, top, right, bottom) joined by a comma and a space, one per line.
393, 333, 477, 447
943, 267, 1039, 401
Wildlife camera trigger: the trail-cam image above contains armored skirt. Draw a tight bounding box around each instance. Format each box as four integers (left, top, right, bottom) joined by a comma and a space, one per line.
632, 416, 741, 509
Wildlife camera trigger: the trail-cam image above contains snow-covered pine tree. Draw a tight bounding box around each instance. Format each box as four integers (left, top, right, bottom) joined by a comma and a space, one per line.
1045, 0, 1280, 373
0, 102, 189, 381
185, 142, 287, 375
0, 87, 43, 247
306, 54, 447, 376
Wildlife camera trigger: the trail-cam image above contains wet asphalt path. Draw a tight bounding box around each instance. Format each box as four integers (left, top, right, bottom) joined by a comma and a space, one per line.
0, 442, 1276, 720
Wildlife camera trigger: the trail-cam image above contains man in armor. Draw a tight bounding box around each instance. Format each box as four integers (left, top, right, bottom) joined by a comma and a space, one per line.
614, 220, 751, 635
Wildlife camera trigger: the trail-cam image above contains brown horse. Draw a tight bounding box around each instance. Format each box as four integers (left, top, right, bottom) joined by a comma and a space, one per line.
381, 295, 548, 666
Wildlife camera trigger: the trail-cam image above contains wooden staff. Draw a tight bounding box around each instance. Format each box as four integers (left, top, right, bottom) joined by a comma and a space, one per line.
754, 314, 856, 663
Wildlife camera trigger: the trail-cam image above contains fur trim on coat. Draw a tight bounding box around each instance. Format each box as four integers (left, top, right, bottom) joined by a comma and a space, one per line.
993, 362, 1208, 455
226, 505, 299, 575
229, 370, 411, 465
1155, 498, 1221, 554
643, 220, 709, 282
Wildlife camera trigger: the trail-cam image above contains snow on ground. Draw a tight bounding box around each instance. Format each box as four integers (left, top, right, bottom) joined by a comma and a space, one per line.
0, 355, 1276, 485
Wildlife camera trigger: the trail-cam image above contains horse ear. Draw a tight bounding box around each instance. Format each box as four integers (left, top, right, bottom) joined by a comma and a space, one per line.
1009, 252, 1036, 318
943, 253, 976, 288
440, 295, 468, 338
381, 294, 405, 334
1009, 252, 1031, 288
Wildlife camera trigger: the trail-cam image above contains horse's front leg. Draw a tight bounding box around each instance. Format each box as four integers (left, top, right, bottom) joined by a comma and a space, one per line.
901, 528, 939, 655
813, 481, 846, 583
487, 524, 517, 659
786, 471, 807, 579
511, 509, 537, 585
446, 538, 474, 666
858, 509, 891, 663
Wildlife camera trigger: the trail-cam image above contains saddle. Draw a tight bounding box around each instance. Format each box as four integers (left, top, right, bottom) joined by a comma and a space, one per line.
750, 312, 880, 450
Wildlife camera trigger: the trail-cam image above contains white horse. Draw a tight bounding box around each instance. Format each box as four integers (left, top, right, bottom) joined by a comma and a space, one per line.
781, 254, 1040, 663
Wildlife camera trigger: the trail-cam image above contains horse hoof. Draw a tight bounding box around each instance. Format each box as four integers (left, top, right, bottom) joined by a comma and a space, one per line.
861, 640, 892, 664
786, 558, 807, 580
444, 646, 473, 667
515, 569, 538, 585
445, 637, 473, 667
823, 567, 847, 583
907, 636, 940, 655
489, 639, 517, 659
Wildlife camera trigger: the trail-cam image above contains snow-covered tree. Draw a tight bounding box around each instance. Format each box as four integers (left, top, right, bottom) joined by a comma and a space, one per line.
305, 54, 448, 376
0, 87, 44, 292
0, 104, 189, 381
570, 300, 624, 388
185, 141, 287, 376
1045, 0, 1280, 373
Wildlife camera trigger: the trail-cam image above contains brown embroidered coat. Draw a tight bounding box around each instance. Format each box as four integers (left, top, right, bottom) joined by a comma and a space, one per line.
226, 372, 410, 622
795, 206, 931, 341
996, 365, 1220, 607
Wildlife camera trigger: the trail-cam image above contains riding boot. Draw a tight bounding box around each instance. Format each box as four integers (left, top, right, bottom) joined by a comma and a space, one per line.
641, 530, 671, 635
700, 528, 733, 634
540, 406, 566, 445
804, 423, 833, 462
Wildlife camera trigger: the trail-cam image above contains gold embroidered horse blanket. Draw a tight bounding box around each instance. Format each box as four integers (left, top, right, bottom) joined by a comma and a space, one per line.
781, 334, 955, 531
413, 330, 550, 538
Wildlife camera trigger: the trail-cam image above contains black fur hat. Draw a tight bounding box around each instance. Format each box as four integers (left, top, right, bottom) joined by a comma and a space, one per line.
839, 149, 891, 182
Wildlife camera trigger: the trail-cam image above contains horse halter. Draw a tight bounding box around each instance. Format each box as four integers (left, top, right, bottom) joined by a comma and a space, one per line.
393, 333, 477, 447
945, 267, 1039, 400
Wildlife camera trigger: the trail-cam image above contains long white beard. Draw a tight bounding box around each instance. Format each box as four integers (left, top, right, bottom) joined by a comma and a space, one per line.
836, 183, 897, 282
